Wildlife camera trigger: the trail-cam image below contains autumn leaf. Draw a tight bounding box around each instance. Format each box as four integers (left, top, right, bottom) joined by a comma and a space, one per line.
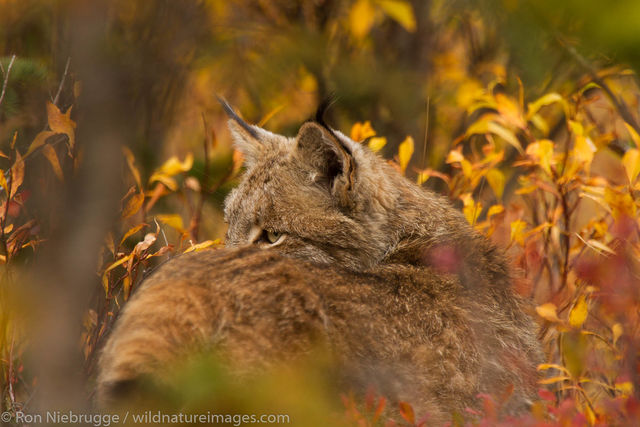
526, 139, 554, 175
461, 193, 482, 225
612, 323, 623, 346
148, 153, 193, 191
376, 0, 416, 32
485, 168, 505, 199
351, 121, 376, 141
398, 401, 415, 424
46, 102, 76, 153
349, 0, 376, 40
122, 146, 142, 188
42, 144, 64, 181
397, 136, 414, 173
569, 296, 588, 328
0, 172, 8, 195
183, 239, 221, 253
622, 148, 640, 183
120, 224, 147, 246
26, 131, 56, 157
536, 303, 561, 322
510, 219, 527, 246
10, 151, 24, 198
155, 214, 185, 232
368, 137, 386, 153
526, 92, 569, 120
604, 187, 636, 219
122, 193, 144, 219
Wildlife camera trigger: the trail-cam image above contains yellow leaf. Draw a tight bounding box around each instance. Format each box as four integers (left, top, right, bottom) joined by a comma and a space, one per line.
487, 121, 524, 154
10, 151, 24, 198
123, 275, 132, 301
0, 172, 8, 195
461, 193, 482, 225
158, 154, 194, 177
572, 134, 596, 172
120, 224, 147, 246
26, 131, 56, 157
615, 381, 633, 396
149, 174, 178, 192
538, 363, 571, 375
368, 137, 386, 153
446, 148, 465, 164
612, 323, 623, 346
376, 0, 416, 32
460, 159, 473, 178
46, 102, 76, 152
539, 376, 571, 385
526, 93, 568, 120
623, 122, 640, 148
257, 104, 284, 127
486, 168, 505, 199
42, 144, 64, 181
397, 136, 414, 173
536, 302, 561, 322
526, 139, 554, 175
122, 193, 144, 219
156, 214, 184, 232
569, 296, 588, 328
604, 187, 636, 220
510, 219, 527, 246
183, 239, 221, 253
351, 121, 376, 142
583, 403, 596, 425
122, 146, 142, 188
487, 204, 504, 218
622, 148, 640, 183
349, 0, 376, 39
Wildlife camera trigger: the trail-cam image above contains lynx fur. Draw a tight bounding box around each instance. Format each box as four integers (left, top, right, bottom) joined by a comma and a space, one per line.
96, 102, 543, 423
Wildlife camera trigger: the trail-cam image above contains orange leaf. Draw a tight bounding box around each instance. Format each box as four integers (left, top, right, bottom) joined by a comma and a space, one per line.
536, 303, 561, 322
26, 131, 56, 156
46, 102, 76, 153
350, 121, 376, 142
398, 401, 415, 424
120, 224, 147, 246
42, 144, 64, 181
122, 193, 144, 219
349, 0, 377, 39
10, 151, 24, 198
122, 146, 142, 188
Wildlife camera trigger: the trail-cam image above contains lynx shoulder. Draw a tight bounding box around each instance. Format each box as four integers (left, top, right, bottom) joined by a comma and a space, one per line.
97, 247, 541, 422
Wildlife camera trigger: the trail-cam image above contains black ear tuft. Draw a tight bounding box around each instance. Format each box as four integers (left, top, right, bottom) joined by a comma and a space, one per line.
314, 94, 339, 126
216, 95, 259, 139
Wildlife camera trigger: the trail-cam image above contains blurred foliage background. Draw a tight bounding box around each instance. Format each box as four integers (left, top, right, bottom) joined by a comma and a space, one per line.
1, 0, 640, 425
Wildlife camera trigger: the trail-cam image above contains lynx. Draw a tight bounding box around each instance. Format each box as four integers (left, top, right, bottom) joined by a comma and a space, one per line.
96, 101, 543, 422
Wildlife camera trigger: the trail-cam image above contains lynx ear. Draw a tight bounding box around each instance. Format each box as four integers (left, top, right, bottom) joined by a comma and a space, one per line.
218, 96, 263, 168
295, 122, 355, 207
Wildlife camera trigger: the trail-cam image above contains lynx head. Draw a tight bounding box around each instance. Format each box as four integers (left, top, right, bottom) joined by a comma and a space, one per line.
222, 99, 404, 270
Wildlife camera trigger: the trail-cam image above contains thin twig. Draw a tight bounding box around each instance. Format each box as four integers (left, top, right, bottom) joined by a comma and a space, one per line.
52, 56, 71, 107
559, 37, 640, 138
190, 113, 212, 241
0, 55, 16, 109
421, 97, 430, 169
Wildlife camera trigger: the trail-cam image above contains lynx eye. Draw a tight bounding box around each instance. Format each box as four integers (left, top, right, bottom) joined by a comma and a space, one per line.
260, 229, 283, 245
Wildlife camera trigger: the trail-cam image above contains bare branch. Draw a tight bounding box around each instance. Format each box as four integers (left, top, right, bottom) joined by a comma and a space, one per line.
53, 56, 72, 107
0, 55, 17, 109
